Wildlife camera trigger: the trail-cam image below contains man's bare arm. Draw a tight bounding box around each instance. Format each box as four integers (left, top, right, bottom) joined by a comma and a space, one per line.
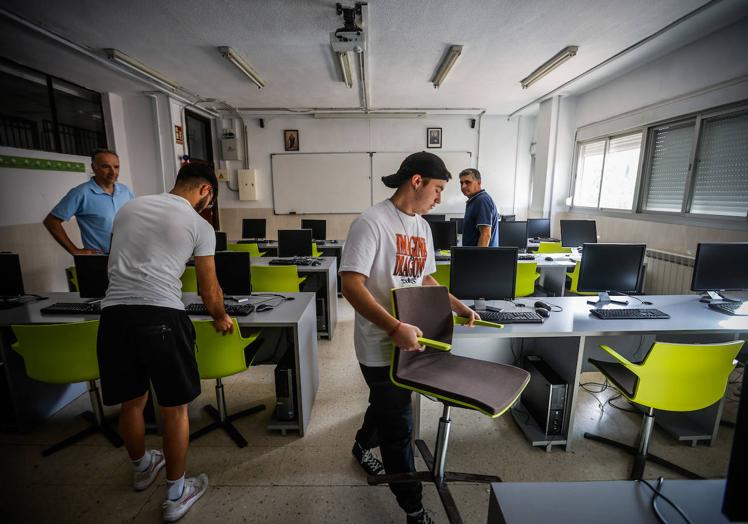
194, 255, 232, 334
477, 225, 491, 247
43, 213, 99, 255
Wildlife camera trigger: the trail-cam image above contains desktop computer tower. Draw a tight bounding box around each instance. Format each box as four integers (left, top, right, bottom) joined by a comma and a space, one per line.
522, 356, 568, 436
274, 365, 296, 421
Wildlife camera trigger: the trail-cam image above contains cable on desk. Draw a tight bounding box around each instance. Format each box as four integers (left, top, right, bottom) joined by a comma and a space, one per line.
639, 477, 693, 524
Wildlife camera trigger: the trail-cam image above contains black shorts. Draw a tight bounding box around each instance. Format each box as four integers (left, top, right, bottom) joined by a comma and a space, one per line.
97, 305, 200, 407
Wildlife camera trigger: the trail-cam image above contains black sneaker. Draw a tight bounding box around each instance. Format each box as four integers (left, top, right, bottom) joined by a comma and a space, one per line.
406, 509, 435, 524
351, 441, 385, 475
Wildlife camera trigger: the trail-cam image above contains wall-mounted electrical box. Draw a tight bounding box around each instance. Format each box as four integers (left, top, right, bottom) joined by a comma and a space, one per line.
238, 169, 257, 201
215, 168, 229, 181
221, 138, 240, 161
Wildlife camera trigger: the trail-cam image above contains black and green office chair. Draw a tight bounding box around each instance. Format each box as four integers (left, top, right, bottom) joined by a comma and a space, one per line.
65, 266, 78, 292
189, 319, 266, 448
11, 320, 123, 456
251, 265, 307, 292
537, 241, 571, 254
228, 242, 266, 257
584, 340, 744, 480
368, 285, 530, 524
180, 266, 198, 292
515, 261, 540, 297
432, 263, 451, 290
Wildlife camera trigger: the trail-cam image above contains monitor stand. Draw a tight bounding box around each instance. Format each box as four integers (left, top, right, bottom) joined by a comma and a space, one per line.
471, 299, 502, 313
586, 292, 628, 307
698, 291, 739, 303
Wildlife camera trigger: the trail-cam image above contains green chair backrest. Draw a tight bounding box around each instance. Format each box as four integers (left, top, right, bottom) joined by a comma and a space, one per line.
252, 265, 305, 292
631, 340, 744, 411
567, 261, 596, 295
66, 266, 78, 292
515, 262, 539, 297
228, 243, 265, 257
432, 263, 451, 290
180, 266, 198, 292
192, 319, 261, 379
311, 244, 322, 257
537, 241, 571, 254
11, 321, 100, 384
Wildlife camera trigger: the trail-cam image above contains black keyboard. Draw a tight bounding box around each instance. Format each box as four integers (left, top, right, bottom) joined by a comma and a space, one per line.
185, 303, 255, 316
41, 302, 101, 315
532, 237, 560, 243
708, 301, 747, 316
269, 257, 318, 266
518, 254, 535, 261
590, 308, 670, 320
435, 255, 451, 261
479, 310, 544, 323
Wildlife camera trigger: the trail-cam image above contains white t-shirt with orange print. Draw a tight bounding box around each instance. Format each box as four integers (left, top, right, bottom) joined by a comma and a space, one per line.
339, 199, 436, 366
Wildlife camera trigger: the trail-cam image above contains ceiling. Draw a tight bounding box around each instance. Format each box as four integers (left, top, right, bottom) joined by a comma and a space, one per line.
1, 0, 747, 115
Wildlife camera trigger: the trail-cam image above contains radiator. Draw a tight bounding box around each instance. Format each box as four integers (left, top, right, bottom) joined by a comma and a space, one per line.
643, 249, 695, 295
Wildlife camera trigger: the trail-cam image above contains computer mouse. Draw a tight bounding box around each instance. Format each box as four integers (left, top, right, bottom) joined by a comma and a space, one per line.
534, 301, 551, 310
312, 260, 321, 266
535, 307, 550, 318
544, 256, 554, 261
255, 304, 273, 312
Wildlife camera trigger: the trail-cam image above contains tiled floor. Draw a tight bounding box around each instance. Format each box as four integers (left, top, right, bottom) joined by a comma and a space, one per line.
0, 300, 740, 523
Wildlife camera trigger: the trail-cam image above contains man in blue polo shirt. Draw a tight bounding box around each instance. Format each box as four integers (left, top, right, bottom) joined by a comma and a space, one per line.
43, 149, 134, 254
459, 168, 499, 247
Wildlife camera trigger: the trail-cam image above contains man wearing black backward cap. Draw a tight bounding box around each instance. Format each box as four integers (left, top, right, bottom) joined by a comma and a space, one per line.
339, 152, 479, 523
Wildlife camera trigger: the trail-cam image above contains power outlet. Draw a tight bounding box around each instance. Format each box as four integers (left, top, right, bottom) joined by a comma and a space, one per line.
216, 168, 229, 181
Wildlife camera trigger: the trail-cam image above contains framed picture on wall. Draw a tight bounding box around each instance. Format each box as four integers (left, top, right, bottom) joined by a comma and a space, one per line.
284, 129, 299, 151
427, 127, 442, 148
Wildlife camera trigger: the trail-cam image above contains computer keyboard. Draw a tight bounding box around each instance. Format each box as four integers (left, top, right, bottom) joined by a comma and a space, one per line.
269, 257, 319, 266
185, 303, 255, 316
478, 310, 545, 323
435, 255, 451, 261
41, 302, 101, 315
531, 237, 560, 243
517, 254, 535, 261
590, 308, 670, 320
708, 301, 747, 316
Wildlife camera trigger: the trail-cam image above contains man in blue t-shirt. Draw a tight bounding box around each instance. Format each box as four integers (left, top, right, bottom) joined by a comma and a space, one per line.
459, 168, 499, 246
43, 149, 134, 254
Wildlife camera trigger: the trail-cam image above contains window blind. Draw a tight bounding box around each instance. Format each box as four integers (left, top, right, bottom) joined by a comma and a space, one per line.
643, 123, 694, 213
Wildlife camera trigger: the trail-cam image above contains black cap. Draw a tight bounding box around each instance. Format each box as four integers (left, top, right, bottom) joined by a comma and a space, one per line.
381, 151, 452, 188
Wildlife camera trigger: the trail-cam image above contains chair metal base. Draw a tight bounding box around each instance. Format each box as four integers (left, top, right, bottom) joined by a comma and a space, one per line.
583, 432, 703, 480
190, 403, 266, 448
42, 410, 123, 456
368, 439, 500, 524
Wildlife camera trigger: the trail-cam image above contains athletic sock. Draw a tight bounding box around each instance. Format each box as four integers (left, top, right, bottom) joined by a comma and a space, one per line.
166, 475, 185, 501
131, 450, 152, 473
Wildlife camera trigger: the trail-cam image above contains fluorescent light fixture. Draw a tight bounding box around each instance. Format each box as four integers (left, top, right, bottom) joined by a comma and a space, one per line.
313, 112, 426, 119
104, 48, 179, 91
520, 45, 579, 89
432, 45, 463, 89
336, 52, 353, 88
218, 46, 266, 89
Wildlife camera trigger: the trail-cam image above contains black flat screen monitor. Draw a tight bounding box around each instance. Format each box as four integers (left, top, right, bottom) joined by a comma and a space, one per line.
499, 221, 528, 250
301, 219, 326, 241
74, 254, 109, 299
215, 231, 227, 252
561, 220, 597, 247
213, 251, 251, 295
500, 214, 516, 222
527, 218, 551, 239
449, 217, 464, 235
723, 357, 748, 521
428, 221, 458, 251
242, 218, 266, 239
0, 253, 24, 296
422, 214, 446, 223
278, 229, 312, 257
691, 243, 748, 292
577, 244, 645, 294
449, 247, 518, 304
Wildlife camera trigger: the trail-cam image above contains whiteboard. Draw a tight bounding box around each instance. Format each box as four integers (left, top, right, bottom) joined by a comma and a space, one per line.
371, 151, 472, 214
272, 153, 371, 214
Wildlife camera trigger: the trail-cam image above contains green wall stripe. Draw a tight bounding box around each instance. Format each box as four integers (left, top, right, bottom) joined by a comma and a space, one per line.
0, 154, 85, 173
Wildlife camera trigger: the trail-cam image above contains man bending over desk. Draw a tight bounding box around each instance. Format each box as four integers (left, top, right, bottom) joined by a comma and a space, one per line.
97, 162, 229, 522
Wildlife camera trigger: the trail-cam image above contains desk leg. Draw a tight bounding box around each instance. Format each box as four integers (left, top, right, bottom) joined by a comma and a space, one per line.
539, 267, 568, 297
412, 394, 421, 441
563, 336, 587, 452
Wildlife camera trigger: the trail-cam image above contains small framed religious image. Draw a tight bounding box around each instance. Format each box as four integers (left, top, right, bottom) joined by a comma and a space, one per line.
427, 127, 442, 148
284, 129, 299, 151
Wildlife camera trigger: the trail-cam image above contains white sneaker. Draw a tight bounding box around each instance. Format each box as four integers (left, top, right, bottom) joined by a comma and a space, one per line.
133, 450, 166, 491
161, 474, 208, 522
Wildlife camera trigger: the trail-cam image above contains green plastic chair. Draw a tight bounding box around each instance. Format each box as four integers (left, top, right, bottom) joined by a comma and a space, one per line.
180, 266, 198, 292
311, 243, 322, 257
65, 266, 78, 292
515, 261, 540, 297
11, 320, 123, 456
432, 263, 451, 290
252, 265, 307, 292
228, 243, 266, 257
537, 241, 571, 254
584, 339, 744, 480
190, 319, 265, 448
566, 261, 596, 295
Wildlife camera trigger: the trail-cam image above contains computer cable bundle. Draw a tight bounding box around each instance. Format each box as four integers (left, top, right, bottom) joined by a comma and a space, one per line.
638, 477, 693, 524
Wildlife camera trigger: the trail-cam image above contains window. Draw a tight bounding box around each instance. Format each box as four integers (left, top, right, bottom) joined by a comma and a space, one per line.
0, 58, 107, 156
572, 132, 642, 210
185, 110, 213, 162
642, 122, 694, 213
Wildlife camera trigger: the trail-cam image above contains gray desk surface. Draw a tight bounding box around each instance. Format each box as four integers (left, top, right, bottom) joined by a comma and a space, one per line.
250, 256, 336, 272
488, 479, 734, 524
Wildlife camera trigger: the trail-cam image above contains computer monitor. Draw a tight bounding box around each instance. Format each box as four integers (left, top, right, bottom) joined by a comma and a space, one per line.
428, 221, 457, 251
577, 243, 645, 306
422, 214, 446, 223
691, 243, 748, 302
449, 247, 518, 311
213, 251, 251, 295
278, 229, 313, 257
449, 217, 464, 235
560, 220, 597, 247
723, 358, 748, 521
500, 214, 516, 222
74, 254, 109, 299
499, 221, 528, 251
242, 218, 266, 239
215, 231, 227, 252
0, 253, 24, 297
301, 219, 326, 241
527, 218, 551, 239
